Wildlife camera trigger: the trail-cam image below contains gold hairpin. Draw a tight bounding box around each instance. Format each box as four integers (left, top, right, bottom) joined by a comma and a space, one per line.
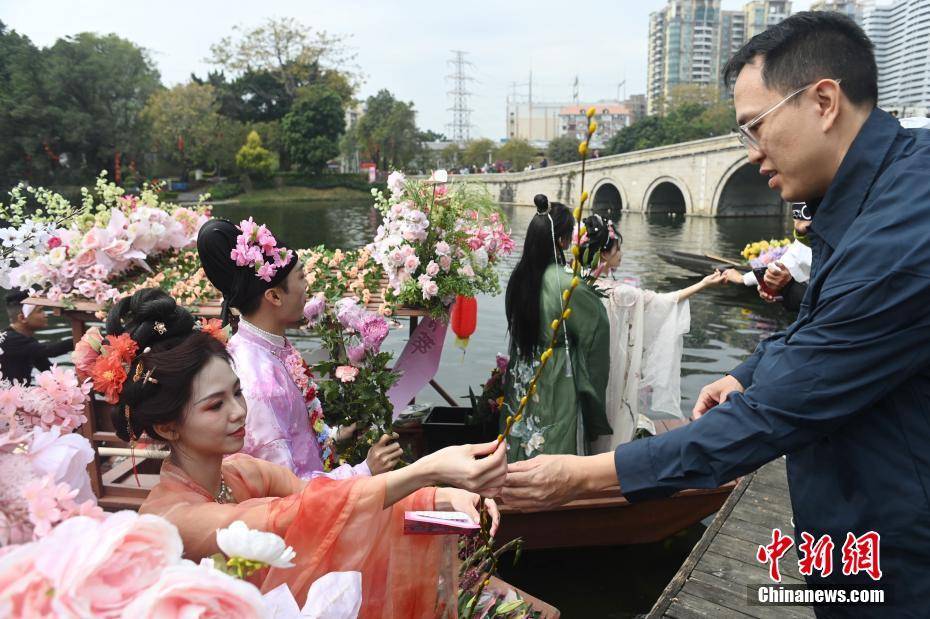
154, 322, 167, 335
143, 369, 158, 385
124, 405, 137, 443
133, 363, 145, 383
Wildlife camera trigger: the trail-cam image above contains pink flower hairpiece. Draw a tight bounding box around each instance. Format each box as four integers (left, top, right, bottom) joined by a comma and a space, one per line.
229, 217, 293, 282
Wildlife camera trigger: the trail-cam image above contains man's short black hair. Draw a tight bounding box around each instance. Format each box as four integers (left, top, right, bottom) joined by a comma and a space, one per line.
4, 290, 30, 322
235, 273, 291, 317
723, 11, 877, 108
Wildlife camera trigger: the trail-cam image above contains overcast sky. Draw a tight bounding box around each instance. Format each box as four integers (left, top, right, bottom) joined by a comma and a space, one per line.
3, 0, 817, 140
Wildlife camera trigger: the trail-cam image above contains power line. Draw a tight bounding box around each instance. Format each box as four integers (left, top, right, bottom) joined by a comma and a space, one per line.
446, 50, 474, 143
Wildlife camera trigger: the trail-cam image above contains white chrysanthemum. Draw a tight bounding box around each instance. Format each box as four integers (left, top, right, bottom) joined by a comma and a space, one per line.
216, 520, 296, 568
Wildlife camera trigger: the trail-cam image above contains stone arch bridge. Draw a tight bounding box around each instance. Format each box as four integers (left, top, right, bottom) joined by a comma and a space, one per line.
465, 134, 784, 217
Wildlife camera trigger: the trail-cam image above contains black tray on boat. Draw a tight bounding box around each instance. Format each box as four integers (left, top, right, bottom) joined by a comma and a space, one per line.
658, 250, 738, 275
422, 406, 499, 454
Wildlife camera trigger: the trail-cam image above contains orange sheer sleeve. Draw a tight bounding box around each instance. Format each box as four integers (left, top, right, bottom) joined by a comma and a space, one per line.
140, 454, 447, 618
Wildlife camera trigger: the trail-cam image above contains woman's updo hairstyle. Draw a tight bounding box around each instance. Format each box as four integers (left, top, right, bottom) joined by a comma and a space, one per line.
108, 288, 230, 443
579, 214, 621, 268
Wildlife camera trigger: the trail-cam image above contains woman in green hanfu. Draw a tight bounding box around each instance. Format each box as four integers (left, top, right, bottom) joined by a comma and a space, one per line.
501, 194, 612, 463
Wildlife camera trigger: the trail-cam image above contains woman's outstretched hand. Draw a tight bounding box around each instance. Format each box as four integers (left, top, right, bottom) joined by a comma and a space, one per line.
424, 440, 508, 496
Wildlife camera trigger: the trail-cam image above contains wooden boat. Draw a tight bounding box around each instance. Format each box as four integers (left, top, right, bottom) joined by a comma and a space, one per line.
29, 296, 733, 549
657, 250, 741, 275
495, 419, 735, 550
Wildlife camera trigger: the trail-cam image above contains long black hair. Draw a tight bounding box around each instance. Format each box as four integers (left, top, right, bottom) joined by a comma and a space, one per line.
505, 194, 574, 359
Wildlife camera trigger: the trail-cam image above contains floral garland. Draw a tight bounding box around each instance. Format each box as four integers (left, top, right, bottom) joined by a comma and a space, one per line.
230, 217, 293, 282
282, 348, 337, 471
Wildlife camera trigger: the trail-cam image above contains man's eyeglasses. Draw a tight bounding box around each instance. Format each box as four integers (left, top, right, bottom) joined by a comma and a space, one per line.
735, 79, 842, 150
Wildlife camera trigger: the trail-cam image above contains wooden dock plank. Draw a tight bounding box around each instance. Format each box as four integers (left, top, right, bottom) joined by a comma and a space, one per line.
649, 459, 815, 618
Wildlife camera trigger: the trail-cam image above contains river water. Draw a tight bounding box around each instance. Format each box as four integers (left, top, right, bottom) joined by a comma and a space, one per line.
9, 198, 794, 617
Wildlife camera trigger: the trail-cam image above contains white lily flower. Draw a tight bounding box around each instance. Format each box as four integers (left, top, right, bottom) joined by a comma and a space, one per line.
216, 520, 296, 568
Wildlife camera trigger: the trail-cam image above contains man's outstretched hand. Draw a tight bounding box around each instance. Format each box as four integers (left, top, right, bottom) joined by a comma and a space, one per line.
501, 452, 617, 510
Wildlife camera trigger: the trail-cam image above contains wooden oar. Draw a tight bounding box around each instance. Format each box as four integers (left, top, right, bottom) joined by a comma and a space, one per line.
704, 253, 744, 268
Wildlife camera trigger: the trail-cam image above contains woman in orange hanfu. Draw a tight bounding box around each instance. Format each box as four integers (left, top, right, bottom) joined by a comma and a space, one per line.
86, 289, 505, 618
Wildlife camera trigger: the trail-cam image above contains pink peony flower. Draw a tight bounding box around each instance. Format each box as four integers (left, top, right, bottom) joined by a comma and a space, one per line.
435, 241, 451, 256
346, 344, 366, 366
0, 542, 55, 617
81, 228, 106, 251
403, 255, 420, 274
303, 294, 326, 326
387, 170, 406, 196
35, 511, 183, 618
73, 249, 97, 269
102, 239, 131, 261
335, 366, 359, 383
121, 562, 266, 619
439, 255, 452, 271
426, 260, 440, 277
46, 285, 64, 302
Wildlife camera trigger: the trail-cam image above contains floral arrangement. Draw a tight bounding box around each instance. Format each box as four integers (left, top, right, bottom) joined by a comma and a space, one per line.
281, 344, 336, 471
229, 217, 293, 282
303, 297, 397, 466
368, 170, 514, 318
0, 172, 210, 306
749, 243, 790, 270
298, 246, 387, 314
740, 237, 791, 262
467, 354, 509, 427
0, 368, 91, 435
121, 249, 220, 308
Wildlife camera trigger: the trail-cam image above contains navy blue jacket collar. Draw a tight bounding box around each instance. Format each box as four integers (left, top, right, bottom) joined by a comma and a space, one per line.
812, 109, 900, 250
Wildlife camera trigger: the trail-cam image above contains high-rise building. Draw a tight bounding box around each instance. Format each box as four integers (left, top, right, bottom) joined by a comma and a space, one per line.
647, 0, 725, 115
809, 0, 869, 26
743, 1, 792, 39
720, 10, 746, 61
864, 0, 930, 115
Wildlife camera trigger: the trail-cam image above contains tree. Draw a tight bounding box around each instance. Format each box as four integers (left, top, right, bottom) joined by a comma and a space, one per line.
0, 22, 48, 188
41, 33, 162, 179
236, 130, 277, 179
605, 90, 735, 155
497, 138, 537, 171
353, 89, 420, 170
440, 143, 462, 169
142, 82, 246, 176
281, 85, 346, 174
547, 135, 581, 164
461, 139, 498, 169
418, 129, 447, 142
208, 18, 358, 99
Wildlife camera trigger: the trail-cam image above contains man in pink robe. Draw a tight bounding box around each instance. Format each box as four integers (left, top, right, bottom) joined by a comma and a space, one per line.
198, 219, 402, 479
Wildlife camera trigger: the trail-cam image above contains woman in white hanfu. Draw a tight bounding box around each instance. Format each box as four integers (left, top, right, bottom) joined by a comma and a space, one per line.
578, 215, 727, 452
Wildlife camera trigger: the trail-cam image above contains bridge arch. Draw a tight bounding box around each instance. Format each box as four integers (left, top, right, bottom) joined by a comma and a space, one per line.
590, 179, 626, 221
713, 158, 784, 216
643, 176, 690, 215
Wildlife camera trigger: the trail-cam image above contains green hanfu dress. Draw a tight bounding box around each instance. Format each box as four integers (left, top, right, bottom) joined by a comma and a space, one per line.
501, 263, 612, 462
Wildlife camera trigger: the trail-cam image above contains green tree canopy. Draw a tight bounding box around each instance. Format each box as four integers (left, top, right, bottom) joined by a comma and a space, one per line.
236, 130, 277, 179
281, 84, 346, 174
547, 135, 582, 164
461, 138, 498, 169
497, 138, 537, 171
42, 33, 162, 176
606, 85, 735, 155
142, 82, 247, 176
352, 89, 420, 170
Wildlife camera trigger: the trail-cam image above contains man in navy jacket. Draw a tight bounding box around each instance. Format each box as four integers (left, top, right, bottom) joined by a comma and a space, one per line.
502, 12, 930, 616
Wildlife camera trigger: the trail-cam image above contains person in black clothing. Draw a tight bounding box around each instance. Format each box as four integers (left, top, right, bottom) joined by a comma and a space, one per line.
0, 290, 73, 385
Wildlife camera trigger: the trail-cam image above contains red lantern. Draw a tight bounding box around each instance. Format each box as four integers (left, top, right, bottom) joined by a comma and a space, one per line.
450, 295, 478, 351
